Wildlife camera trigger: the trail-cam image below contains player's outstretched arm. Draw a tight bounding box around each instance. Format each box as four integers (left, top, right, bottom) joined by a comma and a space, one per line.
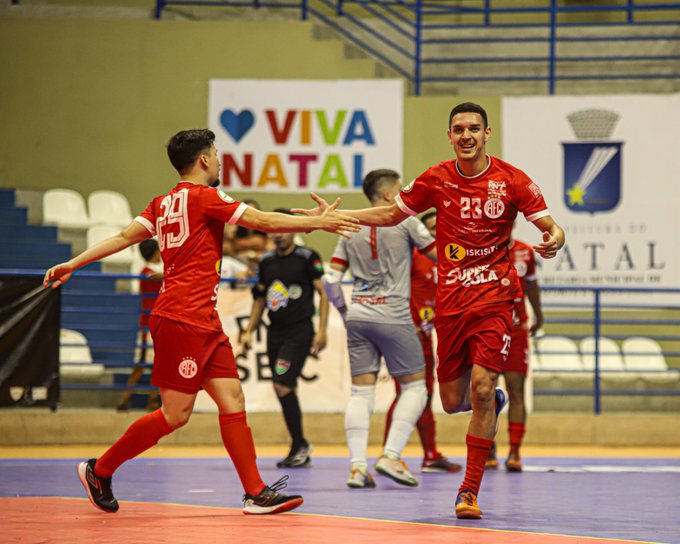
292, 192, 409, 227
239, 200, 359, 238
531, 216, 565, 259
43, 221, 151, 288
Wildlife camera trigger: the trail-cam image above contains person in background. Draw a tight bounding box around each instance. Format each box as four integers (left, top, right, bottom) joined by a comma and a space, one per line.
486, 228, 543, 472
383, 211, 462, 474
117, 238, 163, 412
240, 210, 329, 468
222, 198, 273, 280
323, 169, 435, 490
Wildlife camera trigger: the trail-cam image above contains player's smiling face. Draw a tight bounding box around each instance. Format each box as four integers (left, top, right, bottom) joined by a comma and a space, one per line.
447, 112, 490, 162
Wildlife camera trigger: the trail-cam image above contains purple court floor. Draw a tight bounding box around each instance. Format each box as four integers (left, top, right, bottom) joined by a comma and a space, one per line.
1, 456, 679, 543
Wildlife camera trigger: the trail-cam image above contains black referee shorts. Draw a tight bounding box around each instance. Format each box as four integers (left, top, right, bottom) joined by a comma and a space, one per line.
267, 319, 314, 388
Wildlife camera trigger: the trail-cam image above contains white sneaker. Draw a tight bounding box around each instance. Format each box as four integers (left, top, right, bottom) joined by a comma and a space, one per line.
346, 465, 376, 489
375, 455, 418, 487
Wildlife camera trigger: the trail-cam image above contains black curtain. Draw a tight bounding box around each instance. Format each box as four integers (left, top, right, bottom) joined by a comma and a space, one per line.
0, 276, 60, 407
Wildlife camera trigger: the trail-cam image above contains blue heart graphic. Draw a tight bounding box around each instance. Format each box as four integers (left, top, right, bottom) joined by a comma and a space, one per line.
220, 109, 255, 143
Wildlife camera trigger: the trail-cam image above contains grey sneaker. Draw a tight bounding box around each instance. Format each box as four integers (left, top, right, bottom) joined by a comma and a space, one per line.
375, 455, 418, 487
277, 442, 312, 468
346, 465, 376, 489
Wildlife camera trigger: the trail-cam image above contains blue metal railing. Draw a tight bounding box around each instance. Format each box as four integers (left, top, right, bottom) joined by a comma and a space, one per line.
154, 0, 680, 95
2, 268, 679, 413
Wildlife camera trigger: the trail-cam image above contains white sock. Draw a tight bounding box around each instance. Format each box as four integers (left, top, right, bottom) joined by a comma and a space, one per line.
345, 384, 375, 467
383, 379, 427, 459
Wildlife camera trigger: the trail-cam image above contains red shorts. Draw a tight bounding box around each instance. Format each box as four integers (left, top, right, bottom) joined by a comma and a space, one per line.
149, 315, 239, 394
505, 326, 529, 375
434, 300, 513, 383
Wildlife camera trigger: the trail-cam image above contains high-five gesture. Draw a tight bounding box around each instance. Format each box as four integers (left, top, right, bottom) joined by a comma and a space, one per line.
318, 197, 359, 239
291, 192, 332, 217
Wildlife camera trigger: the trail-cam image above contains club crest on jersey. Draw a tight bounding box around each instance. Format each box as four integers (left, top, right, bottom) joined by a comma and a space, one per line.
275, 358, 291, 375
484, 198, 505, 219
563, 109, 622, 214
178, 357, 198, 379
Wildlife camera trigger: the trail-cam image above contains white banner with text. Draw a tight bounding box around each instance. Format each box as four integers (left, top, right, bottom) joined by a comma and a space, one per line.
208, 79, 403, 193
502, 94, 680, 303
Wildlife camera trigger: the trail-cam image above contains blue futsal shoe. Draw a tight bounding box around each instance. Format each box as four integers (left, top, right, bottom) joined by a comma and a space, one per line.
493, 388, 508, 436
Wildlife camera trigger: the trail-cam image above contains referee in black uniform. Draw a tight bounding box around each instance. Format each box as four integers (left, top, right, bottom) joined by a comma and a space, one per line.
240, 209, 329, 468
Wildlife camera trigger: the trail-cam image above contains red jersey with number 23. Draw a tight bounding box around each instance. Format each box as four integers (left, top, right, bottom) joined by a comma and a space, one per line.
135, 181, 247, 331
396, 156, 549, 316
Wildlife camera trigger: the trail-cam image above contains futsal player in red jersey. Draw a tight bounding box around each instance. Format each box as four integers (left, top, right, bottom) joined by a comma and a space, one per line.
383, 211, 461, 473
294, 103, 565, 519
44, 129, 359, 515
486, 234, 543, 473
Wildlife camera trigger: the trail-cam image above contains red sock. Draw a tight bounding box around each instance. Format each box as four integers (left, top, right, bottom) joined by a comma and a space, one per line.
508, 422, 526, 453
219, 411, 265, 497
95, 409, 172, 477
417, 398, 438, 460
459, 434, 494, 496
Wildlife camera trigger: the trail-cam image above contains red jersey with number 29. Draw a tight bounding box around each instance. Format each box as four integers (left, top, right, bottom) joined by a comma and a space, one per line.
396, 156, 549, 316
135, 181, 247, 331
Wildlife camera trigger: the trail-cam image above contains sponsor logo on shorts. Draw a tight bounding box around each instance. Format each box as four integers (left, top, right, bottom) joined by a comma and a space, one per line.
178, 357, 198, 379
484, 198, 505, 219
275, 359, 291, 375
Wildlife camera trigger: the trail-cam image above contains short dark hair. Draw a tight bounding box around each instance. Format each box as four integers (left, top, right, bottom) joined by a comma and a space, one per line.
420, 211, 436, 225
448, 102, 488, 129
139, 238, 159, 261
362, 169, 400, 202
167, 129, 215, 173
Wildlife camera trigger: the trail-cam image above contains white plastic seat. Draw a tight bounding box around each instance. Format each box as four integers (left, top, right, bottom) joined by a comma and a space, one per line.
87, 223, 135, 265
43, 189, 90, 228
580, 336, 626, 372
88, 190, 133, 227
535, 336, 583, 372
622, 336, 679, 385
60, 329, 105, 379
581, 336, 636, 385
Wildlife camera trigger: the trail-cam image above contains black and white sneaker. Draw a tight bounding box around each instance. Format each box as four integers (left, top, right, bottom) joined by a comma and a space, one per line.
276, 442, 312, 468
242, 475, 303, 515
77, 459, 119, 513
